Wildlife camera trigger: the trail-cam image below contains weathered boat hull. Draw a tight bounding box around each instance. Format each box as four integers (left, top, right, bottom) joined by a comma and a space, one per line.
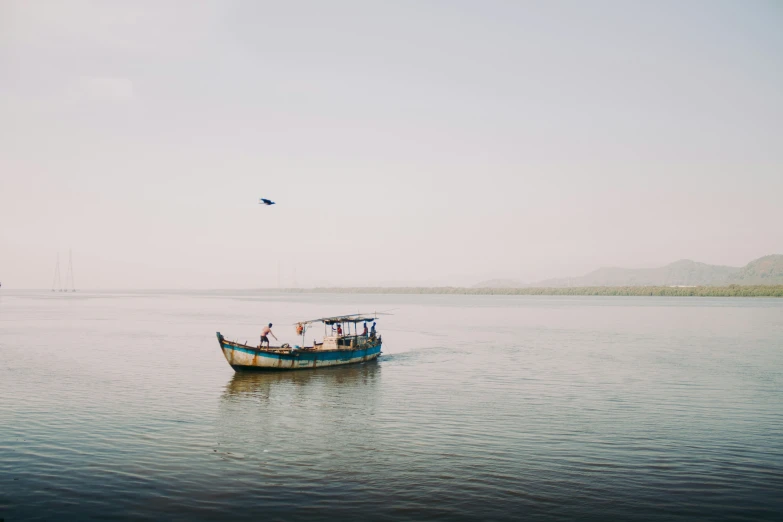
216, 332, 382, 372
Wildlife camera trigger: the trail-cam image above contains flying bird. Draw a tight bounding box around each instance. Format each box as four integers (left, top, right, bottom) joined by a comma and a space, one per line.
259, 198, 276, 206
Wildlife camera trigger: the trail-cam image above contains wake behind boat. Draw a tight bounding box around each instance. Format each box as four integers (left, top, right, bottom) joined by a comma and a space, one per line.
217, 313, 383, 372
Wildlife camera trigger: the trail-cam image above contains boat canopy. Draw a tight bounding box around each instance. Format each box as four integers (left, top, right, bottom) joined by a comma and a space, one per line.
297, 313, 381, 326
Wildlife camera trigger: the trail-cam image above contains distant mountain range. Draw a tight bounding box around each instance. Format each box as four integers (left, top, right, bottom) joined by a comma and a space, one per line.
474, 255, 783, 288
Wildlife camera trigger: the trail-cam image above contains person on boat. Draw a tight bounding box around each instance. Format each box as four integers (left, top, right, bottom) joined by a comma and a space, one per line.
336, 324, 343, 336
370, 322, 376, 338
260, 323, 277, 348
362, 322, 368, 336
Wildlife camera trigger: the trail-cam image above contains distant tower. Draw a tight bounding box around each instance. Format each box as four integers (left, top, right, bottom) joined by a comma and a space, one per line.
66, 249, 76, 292
52, 253, 62, 292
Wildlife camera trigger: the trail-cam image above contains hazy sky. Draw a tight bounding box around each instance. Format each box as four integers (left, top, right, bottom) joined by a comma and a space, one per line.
2, 0, 782, 288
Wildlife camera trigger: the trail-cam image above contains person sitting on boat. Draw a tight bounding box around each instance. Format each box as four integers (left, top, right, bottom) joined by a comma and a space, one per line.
370, 322, 376, 338
336, 324, 343, 337
260, 323, 277, 348
362, 322, 368, 337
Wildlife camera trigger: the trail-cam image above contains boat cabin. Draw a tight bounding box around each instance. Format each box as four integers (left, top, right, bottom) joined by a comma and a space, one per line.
302, 314, 381, 351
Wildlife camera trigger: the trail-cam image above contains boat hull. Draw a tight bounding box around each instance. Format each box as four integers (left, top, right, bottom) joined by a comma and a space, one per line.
217, 332, 382, 372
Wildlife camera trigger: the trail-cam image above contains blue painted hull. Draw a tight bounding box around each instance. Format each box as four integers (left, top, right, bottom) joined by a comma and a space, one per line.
217, 332, 382, 372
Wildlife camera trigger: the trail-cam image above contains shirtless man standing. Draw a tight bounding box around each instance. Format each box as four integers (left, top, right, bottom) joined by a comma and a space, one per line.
260, 323, 277, 348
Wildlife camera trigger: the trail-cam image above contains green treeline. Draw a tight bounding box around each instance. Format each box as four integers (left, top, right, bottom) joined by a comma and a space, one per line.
284, 285, 783, 297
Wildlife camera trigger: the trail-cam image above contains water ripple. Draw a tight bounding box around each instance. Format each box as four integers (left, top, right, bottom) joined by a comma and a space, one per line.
1, 292, 782, 520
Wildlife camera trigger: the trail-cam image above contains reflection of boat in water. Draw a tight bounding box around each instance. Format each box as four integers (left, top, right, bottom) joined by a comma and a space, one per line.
222, 361, 380, 399
217, 313, 383, 372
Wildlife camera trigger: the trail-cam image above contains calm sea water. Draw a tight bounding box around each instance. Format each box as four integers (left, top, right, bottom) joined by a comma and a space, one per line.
1, 291, 782, 521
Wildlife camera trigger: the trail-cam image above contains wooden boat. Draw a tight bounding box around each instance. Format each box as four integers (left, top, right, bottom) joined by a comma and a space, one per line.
217, 314, 382, 372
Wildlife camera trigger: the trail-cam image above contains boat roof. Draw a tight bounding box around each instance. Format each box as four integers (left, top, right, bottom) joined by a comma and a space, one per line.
297, 313, 382, 325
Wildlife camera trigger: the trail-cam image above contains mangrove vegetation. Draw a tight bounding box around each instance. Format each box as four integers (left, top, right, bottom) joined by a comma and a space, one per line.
282, 285, 783, 297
